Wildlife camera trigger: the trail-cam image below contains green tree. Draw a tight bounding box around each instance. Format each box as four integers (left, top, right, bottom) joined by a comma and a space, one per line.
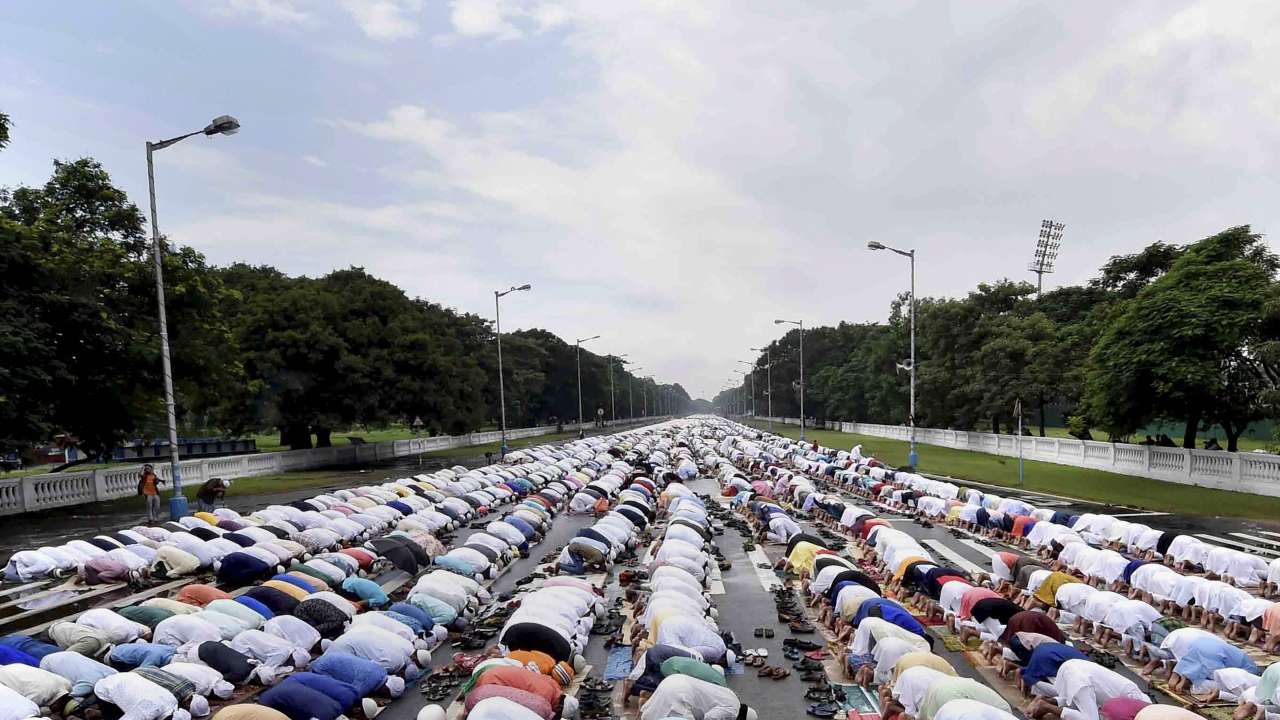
1085, 226, 1279, 450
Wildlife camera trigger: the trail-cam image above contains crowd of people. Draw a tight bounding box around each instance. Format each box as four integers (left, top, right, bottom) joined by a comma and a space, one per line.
711, 427, 1241, 720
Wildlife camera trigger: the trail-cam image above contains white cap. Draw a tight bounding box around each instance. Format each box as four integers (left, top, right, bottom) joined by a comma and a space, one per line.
416, 706, 446, 720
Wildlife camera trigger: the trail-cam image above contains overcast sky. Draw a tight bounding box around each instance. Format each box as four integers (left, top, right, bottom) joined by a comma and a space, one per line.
3, 1, 1278, 400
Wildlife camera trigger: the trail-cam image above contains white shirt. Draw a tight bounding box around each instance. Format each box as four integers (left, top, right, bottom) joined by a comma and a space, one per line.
1051, 659, 1149, 720
263, 615, 321, 653
327, 626, 415, 671
0, 684, 39, 720
94, 672, 186, 720
640, 674, 756, 720
893, 666, 952, 717
78, 608, 150, 643
932, 698, 1018, 720
0, 663, 72, 706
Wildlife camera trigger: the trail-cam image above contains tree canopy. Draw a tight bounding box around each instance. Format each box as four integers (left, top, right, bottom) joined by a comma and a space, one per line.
719, 226, 1280, 451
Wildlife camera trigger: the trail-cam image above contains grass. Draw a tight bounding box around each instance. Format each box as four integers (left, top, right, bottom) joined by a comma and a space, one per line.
1, 462, 114, 479
744, 420, 1280, 519
251, 426, 424, 453
1037, 425, 1272, 453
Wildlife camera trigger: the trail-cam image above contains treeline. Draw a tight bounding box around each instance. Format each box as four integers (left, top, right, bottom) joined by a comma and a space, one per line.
718, 227, 1280, 451
0, 150, 688, 455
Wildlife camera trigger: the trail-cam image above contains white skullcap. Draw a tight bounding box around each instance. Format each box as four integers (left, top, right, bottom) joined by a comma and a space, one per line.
416, 706, 446, 720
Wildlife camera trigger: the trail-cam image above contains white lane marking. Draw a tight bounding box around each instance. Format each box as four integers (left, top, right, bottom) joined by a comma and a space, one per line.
1230, 532, 1280, 548
1110, 511, 1171, 518
923, 539, 986, 575
747, 546, 780, 591
1196, 533, 1280, 556
709, 559, 726, 596
1259, 531, 1280, 540
959, 539, 998, 559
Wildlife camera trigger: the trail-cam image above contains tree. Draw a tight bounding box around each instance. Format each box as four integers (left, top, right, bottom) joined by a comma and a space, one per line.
0, 111, 10, 151
1085, 226, 1279, 450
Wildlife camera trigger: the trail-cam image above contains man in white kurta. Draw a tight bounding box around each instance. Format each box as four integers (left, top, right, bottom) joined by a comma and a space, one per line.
639, 674, 757, 720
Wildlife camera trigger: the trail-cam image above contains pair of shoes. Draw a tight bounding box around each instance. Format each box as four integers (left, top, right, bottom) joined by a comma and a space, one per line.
806, 702, 840, 717
757, 665, 790, 680
784, 638, 822, 651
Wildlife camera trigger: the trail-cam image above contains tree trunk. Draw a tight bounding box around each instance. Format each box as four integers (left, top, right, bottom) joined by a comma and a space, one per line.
314, 427, 332, 448
1038, 394, 1046, 437
992, 416, 1001, 434
286, 423, 312, 450
1223, 422, 1241, 452
1182, 409, 1201, 449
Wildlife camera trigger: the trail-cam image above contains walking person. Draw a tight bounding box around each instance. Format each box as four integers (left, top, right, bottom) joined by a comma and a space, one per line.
137, 464, 164, 524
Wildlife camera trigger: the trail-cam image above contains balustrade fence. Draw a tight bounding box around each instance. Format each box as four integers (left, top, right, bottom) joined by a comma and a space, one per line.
750, 416, 1280, 498
0, 417, 671, 516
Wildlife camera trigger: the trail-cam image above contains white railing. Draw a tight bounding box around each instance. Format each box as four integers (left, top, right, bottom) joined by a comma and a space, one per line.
754, 416, 1280, 497
1, 416, 671, 516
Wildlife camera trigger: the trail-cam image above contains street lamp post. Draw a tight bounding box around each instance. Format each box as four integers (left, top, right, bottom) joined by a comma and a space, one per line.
146, 114, 240, 520
751, 346, 772, 431
575, 335, 600, 438
737, 360, 757, 417
868, 240, 918, 468
494, 284, 531, 459
630, 366, 642, 418
774, 319, 806, 441
608, 354, 628, 422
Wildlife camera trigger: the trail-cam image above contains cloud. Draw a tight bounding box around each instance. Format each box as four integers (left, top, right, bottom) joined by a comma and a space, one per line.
332, 0, 1280, 398
445, 0, 569, 40
301, 154, 328, 168
207, 0, 310, 25
338, 0, 424, 40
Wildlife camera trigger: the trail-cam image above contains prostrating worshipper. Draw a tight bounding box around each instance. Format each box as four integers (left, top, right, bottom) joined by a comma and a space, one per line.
639, 674, 758, 720
1024, 659, 1150, 720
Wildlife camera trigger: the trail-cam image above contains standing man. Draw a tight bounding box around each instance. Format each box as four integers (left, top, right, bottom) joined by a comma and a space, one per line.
196, 477, 227, 512
137, 464, 163, 524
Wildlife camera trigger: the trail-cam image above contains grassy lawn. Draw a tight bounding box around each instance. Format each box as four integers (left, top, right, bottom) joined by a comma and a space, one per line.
744, 420, 1280, 519
1038, 425, 1272, 453
422, 429, 601, 460
251, 427, 423, 453
1, 462, 114, 479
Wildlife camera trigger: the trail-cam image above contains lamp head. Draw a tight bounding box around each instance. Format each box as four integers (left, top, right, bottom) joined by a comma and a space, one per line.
516, 284, 531, 291
204, 115, 241, 136
867, 241, 886, 251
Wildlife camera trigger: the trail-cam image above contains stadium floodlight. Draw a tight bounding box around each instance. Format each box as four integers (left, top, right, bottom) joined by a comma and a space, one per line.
1029, 219, 1066, 296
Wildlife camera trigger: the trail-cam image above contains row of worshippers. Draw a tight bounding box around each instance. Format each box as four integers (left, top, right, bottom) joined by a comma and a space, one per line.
417, 430, 676, 720
633, 472, 760, 720
777, 430, 1270, 720
840, 455, 1280, 707
0, 440, 638, 720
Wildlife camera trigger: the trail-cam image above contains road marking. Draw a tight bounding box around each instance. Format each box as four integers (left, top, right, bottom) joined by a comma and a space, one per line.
959, 539, 998, 559
1195, 533, 1280, 556
1229, 532, 1280, 548
1258, 531, 1280, 540
747, 546, 780, 591
923, 539, 986, 575
1110, 511, 1171, 518
709, 560, 726, 596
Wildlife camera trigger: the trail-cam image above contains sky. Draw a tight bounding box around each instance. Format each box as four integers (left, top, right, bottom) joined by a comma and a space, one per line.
3, 1, 1279, 400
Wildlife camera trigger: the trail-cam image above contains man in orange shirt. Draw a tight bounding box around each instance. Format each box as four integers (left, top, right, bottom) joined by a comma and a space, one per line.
137, 464, 164, 524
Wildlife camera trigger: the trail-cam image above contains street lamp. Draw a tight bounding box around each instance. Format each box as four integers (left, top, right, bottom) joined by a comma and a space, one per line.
146, 114, 240, 520
751, 346, 773, 431
737, 360, 757, 417
774, 319, 806, 441
575, 335, 600, 438
608, 354, 628, 422
630, 366, 642, 418
494, 283, 531, 459
868, 240, 918, 468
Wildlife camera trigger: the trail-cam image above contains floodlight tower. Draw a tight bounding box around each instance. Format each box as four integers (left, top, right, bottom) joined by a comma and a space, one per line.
1029, 220, 1065, 297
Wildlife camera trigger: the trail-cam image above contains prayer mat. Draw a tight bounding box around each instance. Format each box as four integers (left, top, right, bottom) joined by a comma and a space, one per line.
603, 646, 634, 681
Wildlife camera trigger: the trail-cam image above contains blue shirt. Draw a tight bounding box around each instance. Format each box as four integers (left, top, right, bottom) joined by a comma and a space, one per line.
1022, 643, 1088, 687
310, 652, 388, 696
109, 642, 176, 668
40, 651, 118, 697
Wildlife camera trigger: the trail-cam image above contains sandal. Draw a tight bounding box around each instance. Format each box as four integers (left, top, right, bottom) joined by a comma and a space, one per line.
806, 702, 839, 717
